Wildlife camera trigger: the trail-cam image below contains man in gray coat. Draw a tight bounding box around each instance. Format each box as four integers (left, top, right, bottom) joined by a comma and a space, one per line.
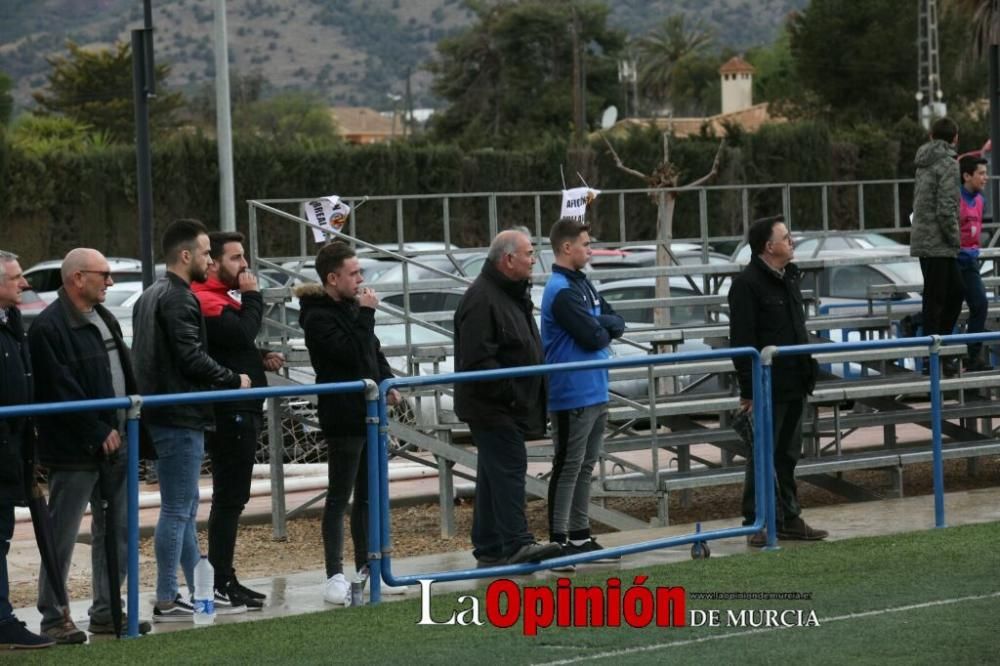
910, 117, 962, 349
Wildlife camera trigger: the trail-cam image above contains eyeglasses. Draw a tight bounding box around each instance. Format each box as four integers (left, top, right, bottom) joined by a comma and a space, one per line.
79, 270, 113, 281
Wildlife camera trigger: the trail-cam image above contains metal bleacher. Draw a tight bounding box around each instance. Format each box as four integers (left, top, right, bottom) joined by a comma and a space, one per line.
246, 182, 1000, 533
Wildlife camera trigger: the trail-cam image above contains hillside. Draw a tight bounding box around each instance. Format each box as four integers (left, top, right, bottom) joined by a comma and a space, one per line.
0, 0, 806, 112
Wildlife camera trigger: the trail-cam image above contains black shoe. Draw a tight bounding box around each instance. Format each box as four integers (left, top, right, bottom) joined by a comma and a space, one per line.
967, 358, 994, 372
475, 552, 507, 568
565, 537, 621, 562
943, 358, 960, 377
0, 619, 56, 649
507, 542, 562, 565
219, 581, 263, 611
548, 543, 576, 572
746, 529, 767, 548
777, 517, 829, 541
230, 574, 267, 601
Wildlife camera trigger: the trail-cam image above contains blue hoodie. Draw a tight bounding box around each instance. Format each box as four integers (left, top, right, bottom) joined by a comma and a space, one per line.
541, 265, 625, 411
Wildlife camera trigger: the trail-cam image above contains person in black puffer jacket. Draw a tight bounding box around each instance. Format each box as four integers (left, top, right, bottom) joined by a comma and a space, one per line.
729, 216, 827, 547
296, 241, 399, 605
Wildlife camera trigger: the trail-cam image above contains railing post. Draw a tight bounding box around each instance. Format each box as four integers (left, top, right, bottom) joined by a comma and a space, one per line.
928, 335, 946, 527
268, 397, 287, 541
364, 380, 382, 604
126, 395, 142, 638
760, 346, 779, 549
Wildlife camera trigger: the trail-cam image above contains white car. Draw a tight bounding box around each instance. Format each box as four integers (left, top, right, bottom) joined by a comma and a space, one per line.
23, 257, 147, 303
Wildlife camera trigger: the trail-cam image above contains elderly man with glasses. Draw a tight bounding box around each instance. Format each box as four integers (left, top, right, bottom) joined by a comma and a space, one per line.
28, 248, 152, 642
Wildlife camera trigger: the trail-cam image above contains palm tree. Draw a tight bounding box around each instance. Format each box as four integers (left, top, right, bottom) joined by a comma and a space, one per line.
634, 15, 714, 113
946, 0, 999, 61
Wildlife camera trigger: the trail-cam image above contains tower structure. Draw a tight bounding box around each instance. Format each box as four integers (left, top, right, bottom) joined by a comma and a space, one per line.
917, 0, 946, 128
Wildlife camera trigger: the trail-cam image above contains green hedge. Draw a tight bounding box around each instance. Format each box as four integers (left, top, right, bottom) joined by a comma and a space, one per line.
0, 122, 951, 265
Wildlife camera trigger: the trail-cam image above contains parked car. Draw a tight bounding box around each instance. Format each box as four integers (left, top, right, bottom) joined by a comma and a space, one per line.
24, 257, 145, 303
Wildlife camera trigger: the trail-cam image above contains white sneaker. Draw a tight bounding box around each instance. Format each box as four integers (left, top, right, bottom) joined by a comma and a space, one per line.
324, 574, 350, 605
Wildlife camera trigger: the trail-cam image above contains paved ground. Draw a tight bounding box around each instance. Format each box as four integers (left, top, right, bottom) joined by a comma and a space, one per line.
9, 484, 1000, 640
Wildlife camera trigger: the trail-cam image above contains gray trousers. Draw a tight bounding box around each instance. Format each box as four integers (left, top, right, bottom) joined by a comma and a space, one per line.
37, 460, 127, 630
547, 403, 607, 542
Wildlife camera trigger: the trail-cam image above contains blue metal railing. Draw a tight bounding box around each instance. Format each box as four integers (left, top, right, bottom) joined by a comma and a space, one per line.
0, 380, 372, 638
763, 331, 1000, 529
369, 347, 773, 602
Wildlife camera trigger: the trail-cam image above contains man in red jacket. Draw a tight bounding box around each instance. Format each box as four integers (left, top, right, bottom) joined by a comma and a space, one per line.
193, 232, 284, 611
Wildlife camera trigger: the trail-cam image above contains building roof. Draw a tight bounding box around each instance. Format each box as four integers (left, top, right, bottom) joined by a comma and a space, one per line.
607, 103, 781, 139
330, 106, 395, 141
719, 56, 755, 75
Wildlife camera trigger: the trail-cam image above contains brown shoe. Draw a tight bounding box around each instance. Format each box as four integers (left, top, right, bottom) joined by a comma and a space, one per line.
777, 517, 828, 541
746, 529, 767, 548
41, 618, 87, 645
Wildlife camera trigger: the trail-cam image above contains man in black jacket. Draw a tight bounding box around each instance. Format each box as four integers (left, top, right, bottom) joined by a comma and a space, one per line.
29, 249, 153, 642
729, 216, 827, 547
0, 250, 54, 650
193, 232, 284, 610
454, 229, 560, 567
296, 242, 400, 605
132, 219, 251, 622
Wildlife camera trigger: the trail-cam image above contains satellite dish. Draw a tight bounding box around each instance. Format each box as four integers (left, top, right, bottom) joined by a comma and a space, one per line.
600, 105, 619, 130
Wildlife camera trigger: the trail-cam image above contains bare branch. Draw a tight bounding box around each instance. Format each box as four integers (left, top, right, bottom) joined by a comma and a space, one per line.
680, 138, 725, 190
601, 133, 650, 182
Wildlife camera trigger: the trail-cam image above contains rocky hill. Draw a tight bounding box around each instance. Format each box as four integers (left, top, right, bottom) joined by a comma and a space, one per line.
0, 0, 805, 112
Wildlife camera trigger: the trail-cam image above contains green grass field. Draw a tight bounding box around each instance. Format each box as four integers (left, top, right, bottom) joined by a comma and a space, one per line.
13, 522, 999, 665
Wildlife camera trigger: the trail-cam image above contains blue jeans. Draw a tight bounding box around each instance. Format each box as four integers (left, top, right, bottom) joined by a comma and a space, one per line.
0, 502, 13, 623
150, 425, 203, 603
958, 254, 989, 360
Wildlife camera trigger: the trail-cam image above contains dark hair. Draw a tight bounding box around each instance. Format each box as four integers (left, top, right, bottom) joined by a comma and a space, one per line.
208, 231, 245, 260
930, 117, 958, 143
162, 218, 209, 264
960, 155, 988, 179
747, 215, 785, 255
548, 217, 591, 253
315, 241, 356, 285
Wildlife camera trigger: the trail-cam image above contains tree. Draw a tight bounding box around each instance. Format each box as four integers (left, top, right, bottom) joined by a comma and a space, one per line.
945, 0, 1000, 62
233, 92, 341, 147
427, 0, 626, 149
634, 16, 714, 114
0, 70, 13, 126
8, 114, 111, 154
788, 1, 919, 124
32, 41, 183, 143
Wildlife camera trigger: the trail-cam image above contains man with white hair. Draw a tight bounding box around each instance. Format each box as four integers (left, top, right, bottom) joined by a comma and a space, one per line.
453, 229, 560, 567
29, 248, 151, 642
0, 250, 54, 650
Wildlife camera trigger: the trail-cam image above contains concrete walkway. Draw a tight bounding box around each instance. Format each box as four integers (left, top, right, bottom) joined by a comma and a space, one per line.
9, 486, 999, 640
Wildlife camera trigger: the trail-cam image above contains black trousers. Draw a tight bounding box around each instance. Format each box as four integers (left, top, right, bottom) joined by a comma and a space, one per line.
919, 257, 965, 336
322, 435, 368, 578
470, 426, 534, 559
206, 411, 261, 588
742, 399, 803, 526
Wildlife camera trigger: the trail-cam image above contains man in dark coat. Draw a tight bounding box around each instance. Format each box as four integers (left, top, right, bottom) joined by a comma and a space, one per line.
29, 249, 153, 642
729, 217, 828, 547
296, 241, 400, 605
454, 229, 560, 567
193, 231, 284, 610
0, 250, 54, 650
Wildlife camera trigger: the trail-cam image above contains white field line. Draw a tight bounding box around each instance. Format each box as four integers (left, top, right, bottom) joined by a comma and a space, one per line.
531, 591, 1000, 666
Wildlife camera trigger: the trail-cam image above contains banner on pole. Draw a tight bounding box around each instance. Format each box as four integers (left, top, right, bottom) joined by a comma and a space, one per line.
560, 187, 599, 221
303, 195, 352, 242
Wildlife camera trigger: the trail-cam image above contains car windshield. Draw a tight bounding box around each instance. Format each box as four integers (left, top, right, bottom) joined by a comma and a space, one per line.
375, 323, 451, 346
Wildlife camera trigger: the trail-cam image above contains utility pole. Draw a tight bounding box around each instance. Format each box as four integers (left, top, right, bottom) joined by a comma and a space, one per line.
134, 1, 156, 289
916, 0, 945, 128
214, 0, 236, 231
570, 4, 585, 144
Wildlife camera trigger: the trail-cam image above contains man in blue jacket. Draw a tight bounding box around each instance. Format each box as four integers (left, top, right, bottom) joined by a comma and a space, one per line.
541, 218, 625, 567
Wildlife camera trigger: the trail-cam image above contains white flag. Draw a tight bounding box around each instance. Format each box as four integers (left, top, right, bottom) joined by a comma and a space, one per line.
303, 195, 352, 243
560, 187, 599, 221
